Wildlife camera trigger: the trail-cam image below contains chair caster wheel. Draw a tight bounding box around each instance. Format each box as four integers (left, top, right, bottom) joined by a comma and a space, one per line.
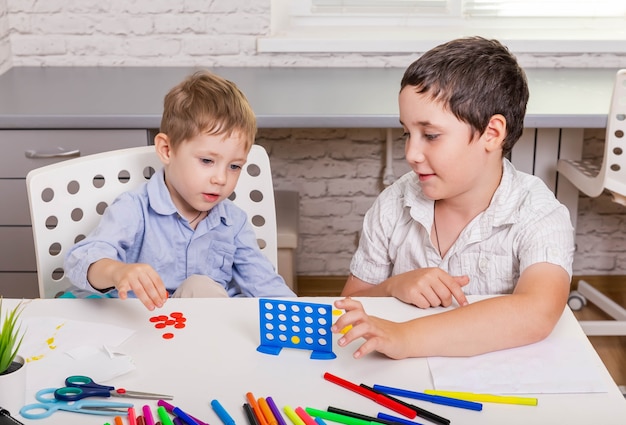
568, 291, 587, 311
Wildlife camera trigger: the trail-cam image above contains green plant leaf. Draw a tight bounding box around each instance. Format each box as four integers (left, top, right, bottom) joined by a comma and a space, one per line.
0, 297, 26, 374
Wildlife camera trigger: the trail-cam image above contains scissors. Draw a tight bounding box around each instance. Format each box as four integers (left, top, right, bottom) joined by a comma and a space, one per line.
54, 375, 173, 401
19, 387, 133, 419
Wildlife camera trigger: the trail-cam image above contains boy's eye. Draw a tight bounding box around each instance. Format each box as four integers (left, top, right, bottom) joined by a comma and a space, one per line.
230, 164, 242, 171
425, 133, 439, 141
201, 158, 214, 165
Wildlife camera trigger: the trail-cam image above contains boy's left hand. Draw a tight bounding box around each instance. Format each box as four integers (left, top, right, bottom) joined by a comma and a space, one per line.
332, 297, 409, 360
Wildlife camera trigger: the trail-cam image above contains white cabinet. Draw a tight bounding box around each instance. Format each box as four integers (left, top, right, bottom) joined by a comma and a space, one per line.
0, 129, 150, 298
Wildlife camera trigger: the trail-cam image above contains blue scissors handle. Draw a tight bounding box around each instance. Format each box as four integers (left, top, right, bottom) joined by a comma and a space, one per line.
55, 385, 113, 401
19, 388, 132, 419
65, 375, 114, 391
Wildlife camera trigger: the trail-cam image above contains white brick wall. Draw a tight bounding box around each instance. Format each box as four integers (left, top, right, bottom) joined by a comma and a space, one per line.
0, 0, 624, 276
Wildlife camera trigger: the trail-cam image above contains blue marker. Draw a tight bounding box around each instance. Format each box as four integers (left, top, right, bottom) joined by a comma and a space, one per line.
172, 406, 201, 425
377, 412, 424, 425
211, 399, 236, 425
372, 384, 482, 411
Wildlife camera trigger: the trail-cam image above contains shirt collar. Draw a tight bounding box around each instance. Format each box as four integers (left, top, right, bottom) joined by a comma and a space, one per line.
403, 158, 521, 229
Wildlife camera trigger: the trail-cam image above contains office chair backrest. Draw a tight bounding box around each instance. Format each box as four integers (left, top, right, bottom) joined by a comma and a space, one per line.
27, 145, 277, 298
602, 69, 626, 202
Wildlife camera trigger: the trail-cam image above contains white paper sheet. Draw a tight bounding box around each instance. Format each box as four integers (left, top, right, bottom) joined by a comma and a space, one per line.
427, 310, 609, 394
18, 316, 136, 401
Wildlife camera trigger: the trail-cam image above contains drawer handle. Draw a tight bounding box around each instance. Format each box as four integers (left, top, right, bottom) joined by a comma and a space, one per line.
25, 148, 81, 159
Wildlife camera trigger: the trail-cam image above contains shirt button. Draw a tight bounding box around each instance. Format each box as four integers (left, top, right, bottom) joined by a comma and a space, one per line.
479, 258, 489, 272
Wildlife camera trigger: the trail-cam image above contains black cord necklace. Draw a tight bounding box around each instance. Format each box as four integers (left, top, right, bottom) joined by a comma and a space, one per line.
433, 201, 442, 258
189, 210, 203, 225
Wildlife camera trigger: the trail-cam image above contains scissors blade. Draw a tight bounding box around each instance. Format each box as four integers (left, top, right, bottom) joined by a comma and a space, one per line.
80, 406, 132, 413
111, 391, 173, 400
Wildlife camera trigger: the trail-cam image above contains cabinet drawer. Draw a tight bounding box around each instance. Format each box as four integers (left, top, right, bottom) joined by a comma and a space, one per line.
0, 272, 38, 298
0, 129, 149, 177
0, 179, 29, 225
0, 227, 36, 271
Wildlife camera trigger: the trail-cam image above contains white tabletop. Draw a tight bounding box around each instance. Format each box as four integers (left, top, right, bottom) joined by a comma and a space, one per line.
4, 296, 626, 425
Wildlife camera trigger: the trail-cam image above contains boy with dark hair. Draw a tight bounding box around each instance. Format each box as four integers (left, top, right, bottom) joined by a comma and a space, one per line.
334, 37, 574, 359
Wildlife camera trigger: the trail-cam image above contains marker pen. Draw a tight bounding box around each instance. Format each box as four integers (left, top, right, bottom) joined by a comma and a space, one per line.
246, 392, 269, 425
283, 405, 306, 425
294, 406, 318, 425
143, 405, 156, 425
266, 396, 288, 425
157, 406, 175, 425
173, 406, 201, 425
211, 399, 236, 425
244, 403, 261, 425
128, 407, 138, 425
158, 400, 209, 425
259, 397, 278, 425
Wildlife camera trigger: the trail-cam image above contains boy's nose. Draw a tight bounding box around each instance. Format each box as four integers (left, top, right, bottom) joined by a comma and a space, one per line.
405, 139, 425, 163
211, 168, 227, 185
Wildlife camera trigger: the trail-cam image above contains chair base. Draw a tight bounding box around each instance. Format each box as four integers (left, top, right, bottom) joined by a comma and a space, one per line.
569, 280, 626, 336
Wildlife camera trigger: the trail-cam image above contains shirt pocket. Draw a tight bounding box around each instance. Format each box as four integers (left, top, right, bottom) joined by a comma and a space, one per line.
206, 240, 236, 283
455, 251, 517, 294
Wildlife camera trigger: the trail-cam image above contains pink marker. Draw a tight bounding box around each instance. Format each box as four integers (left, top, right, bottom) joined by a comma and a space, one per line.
143, 405, 155, 425
295, 406, 318, 425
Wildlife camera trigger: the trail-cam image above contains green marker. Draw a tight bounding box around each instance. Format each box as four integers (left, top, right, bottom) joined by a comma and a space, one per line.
305, 408, 372, 425
157, 405, 175, 425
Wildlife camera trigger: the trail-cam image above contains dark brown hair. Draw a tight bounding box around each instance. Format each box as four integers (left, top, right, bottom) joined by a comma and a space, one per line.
401, 36, 529, 156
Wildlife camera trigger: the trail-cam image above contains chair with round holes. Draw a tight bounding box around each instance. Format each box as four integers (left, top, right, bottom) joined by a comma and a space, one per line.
26, 144, 278, 299
557, 69, 626, 336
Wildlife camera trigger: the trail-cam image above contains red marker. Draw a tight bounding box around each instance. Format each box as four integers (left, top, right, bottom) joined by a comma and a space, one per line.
323, 372, 416, 419
128, 407, 137, 425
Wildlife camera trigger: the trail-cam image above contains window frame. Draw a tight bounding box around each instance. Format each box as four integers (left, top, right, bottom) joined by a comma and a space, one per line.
259, 0, 626, 54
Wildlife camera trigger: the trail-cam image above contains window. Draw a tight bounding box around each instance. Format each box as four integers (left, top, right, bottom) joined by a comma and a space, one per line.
259, 0, 626, 54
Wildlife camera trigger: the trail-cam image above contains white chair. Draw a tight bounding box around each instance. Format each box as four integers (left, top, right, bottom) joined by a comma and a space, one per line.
26, 144, 278, 299
557, 69, 626, 336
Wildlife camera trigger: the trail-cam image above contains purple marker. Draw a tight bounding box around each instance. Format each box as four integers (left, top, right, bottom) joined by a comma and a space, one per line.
265, 397, 288, 425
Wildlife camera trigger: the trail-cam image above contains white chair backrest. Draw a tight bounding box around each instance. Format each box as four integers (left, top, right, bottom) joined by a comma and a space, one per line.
602, 69, 626, 199
26, 144, 277, 298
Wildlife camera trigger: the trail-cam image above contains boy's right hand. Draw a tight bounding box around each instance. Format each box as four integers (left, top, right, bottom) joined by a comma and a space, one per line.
88, 259, 168, 311
111, 263, 169, 310
388, 268, 470, 308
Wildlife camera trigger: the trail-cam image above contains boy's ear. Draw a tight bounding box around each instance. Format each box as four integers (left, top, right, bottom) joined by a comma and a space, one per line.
483, 114, 507, 152
154, 133, 173, 164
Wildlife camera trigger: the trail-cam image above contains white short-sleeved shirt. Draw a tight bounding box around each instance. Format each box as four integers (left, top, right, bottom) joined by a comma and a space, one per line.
350, 159, 575, 295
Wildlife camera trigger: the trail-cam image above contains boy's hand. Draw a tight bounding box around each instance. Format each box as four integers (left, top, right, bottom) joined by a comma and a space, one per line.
332, 297, 408, 359
111, 263, 168, 310
389, 268, 469, 308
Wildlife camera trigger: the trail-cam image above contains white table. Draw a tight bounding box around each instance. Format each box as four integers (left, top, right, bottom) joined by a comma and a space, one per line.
5, 297, 626, 425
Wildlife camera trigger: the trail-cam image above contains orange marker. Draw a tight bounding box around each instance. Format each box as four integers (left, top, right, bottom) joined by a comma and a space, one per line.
114, 416, 124, 425
246, 392, 269, 425
258, 397, 278, 425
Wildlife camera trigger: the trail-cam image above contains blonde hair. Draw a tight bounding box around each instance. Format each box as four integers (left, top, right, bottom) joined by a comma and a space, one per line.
160, 70, 257, 150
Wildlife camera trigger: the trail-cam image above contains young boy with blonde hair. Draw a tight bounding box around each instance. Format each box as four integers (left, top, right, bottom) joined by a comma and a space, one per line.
65, 70, 295, 310
333, 37, 575, 359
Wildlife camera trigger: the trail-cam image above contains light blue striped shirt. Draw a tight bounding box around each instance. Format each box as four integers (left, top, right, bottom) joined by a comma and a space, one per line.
65, 168, 295, 298
351, 159, 575, 294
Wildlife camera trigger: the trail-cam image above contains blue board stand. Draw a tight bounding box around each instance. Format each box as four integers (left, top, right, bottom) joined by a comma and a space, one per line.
257, 298, 337, 360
